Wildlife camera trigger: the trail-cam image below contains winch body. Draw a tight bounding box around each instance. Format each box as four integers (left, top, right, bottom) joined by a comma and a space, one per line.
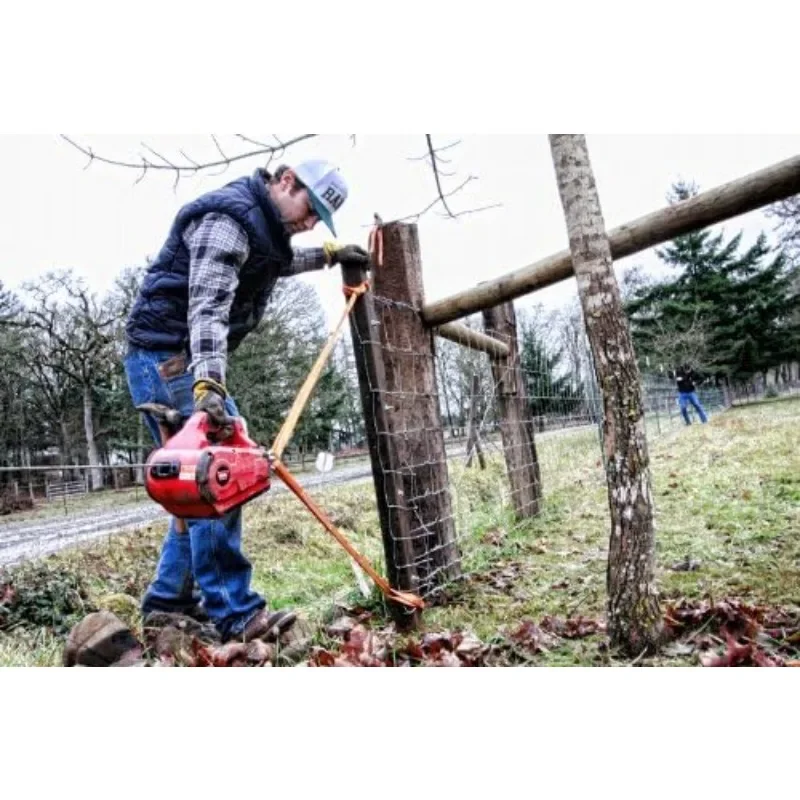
145, 412, 270, 519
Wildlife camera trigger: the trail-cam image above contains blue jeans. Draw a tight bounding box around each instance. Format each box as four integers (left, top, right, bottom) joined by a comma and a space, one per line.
678, 391, 708, 425
124, 346, 266, 639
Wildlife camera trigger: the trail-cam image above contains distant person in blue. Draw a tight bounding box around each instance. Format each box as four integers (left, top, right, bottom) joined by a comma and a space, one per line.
671, 363, 709, 425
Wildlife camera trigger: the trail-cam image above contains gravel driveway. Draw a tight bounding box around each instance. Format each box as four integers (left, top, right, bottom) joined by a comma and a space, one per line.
0, 426, 593, 568
0, 461, 376, 567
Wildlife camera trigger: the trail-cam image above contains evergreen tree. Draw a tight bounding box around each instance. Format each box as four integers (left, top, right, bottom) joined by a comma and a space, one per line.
227, 279, 349, 454
627, 181, 800, 382
519, 319, 580, 418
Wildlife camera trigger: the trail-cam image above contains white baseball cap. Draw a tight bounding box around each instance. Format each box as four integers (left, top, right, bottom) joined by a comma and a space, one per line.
293, 159, 348, 237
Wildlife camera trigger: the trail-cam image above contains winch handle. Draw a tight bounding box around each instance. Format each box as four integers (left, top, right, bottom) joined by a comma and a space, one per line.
155, 411, 260, 450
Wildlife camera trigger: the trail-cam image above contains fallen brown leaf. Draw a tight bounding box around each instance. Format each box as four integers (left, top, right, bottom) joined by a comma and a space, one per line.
190, 640, 214, 667
0, 584, 15, 606
246, 639, 275, 665
509, 621, 550, 654
700, 636, 753, 667
310, 649, 337, 667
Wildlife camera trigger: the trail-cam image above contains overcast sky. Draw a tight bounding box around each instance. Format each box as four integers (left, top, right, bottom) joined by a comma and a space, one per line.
2, 134, 798, 326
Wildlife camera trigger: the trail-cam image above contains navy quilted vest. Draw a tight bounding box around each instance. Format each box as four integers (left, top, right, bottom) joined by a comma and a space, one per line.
126, 169, 293, 354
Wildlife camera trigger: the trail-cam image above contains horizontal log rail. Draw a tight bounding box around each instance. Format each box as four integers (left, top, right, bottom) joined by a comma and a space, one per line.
422, 154, 800, 327
435, 322, 510, 358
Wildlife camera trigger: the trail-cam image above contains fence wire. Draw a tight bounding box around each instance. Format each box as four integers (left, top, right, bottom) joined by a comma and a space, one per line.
347, 299, 744, 603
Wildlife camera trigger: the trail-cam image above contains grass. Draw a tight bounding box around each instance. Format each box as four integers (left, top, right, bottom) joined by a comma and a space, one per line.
429, 400, 800, 665
2, 398, 798, 667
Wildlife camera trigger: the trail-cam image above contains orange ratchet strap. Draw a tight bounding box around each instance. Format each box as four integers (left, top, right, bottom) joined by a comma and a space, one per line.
343, 281, 370, 300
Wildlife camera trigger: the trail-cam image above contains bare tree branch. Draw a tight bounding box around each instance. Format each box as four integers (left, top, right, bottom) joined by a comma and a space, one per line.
140, 143, 178, 168
384, 136, 502, 225
211, 135, 228, 161
235, 134, 272, 149
426, 134, 456, 218
407, 139, 461, 162
60, 134, 319, 178
61, 133, 502, 227
440, 203, 504, 220
384, 173, 501, 226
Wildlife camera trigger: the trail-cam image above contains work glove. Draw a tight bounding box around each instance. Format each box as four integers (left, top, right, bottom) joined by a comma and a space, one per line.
323, 242, 371, 268
193, 378, 236, 439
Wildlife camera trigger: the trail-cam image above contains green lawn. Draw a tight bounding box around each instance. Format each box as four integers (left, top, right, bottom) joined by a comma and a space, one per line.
2, 398, 798, 667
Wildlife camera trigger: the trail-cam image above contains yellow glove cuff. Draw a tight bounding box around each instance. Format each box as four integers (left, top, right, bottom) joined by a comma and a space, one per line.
193, 378, 227, 400
323, 241, 339, 265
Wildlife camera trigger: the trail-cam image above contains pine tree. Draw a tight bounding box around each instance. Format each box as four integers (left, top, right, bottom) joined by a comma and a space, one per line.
227, 280, 349, 455
519, 320, 581, 419
627, 181, 800, 382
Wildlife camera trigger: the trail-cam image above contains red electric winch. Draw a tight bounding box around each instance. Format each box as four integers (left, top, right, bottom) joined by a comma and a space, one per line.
144, 411, 271, 519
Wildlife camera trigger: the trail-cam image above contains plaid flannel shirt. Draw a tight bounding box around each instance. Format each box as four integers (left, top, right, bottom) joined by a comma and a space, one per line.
185, 212, 327, 384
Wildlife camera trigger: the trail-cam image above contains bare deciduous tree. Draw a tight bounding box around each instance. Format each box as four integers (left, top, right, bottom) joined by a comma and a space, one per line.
765, 195, 800, 264
21, 270, 125, 490
644, 313, 711, 374
0, 280, 20, 324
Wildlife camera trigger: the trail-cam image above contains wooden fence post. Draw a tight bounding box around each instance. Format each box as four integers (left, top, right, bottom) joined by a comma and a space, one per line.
342, 262, 417, 624
344, 223, 461, 612
482, 302, 542, 519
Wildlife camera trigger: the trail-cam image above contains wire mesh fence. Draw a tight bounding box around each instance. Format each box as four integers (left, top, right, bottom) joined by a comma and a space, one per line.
345, 294, 748, 607
343, 297, 584, 604
0, 464, 147, 514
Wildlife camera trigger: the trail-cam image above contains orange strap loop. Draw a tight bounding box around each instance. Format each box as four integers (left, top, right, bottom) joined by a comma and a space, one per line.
343, 281, 370, 300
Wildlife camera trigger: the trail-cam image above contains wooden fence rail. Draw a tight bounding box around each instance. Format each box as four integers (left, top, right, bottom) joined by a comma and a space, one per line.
422, 154, 800, 327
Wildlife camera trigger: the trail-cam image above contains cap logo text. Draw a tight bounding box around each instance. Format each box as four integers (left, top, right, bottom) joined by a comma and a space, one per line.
322, 186, 345, 210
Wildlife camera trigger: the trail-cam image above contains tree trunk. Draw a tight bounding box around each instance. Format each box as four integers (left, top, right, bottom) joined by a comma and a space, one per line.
82, 384, 103, 491
438, 368, 457, 439
465, 374, 486, 470
60, 420, 73, 478
550, 134, 662, 656
20, 444, 34, 501
135, 415, 145, 485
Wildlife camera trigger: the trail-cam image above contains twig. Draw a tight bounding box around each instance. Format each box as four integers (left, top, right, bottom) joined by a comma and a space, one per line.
235, 134, 272, 149
426, 134, 455, 218
685, 614, 716, 644
211, 134, 227, 161
140, 143, 177, 168
60, 134, 319, 178
441, 203, 503, 219
408, 139, 461, 161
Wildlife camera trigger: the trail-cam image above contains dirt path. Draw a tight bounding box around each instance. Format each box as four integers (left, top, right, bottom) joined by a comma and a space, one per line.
0, 426, 594, 567
0, 462, 376, 567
